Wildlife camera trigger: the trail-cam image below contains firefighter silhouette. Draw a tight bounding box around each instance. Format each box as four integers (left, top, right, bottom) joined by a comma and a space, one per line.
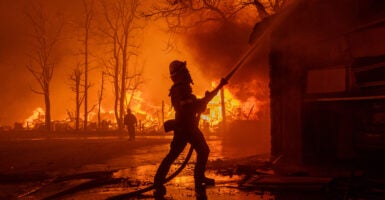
154, 60, 227, 197
124, 108, 137, 141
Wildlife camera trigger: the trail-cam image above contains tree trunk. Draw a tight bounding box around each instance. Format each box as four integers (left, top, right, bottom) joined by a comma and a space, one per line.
44, 92, 51, 132
118, 52, 127, 131
84, 27, 89, 130
98, 72, 104, 129
114, 54, 120, 127
76, 73, 80, 131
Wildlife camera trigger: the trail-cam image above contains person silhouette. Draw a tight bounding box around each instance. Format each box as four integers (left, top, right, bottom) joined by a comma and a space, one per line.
153, 60, 227, 198
124, 108, 137, 141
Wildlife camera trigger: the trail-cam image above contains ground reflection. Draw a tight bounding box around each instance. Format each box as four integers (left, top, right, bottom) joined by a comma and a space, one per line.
112, 164, 158, 180
106, 137, 274, 199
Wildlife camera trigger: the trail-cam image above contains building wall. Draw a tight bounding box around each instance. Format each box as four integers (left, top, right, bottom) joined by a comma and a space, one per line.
270, 49, 305, 165
268, 0, 385, 164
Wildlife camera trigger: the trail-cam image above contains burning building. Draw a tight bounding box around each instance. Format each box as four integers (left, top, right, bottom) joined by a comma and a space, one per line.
264, 0, 385, 166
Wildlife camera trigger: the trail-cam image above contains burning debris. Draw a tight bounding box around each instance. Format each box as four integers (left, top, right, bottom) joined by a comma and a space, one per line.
17, 79, 268, 134
23, 107, 45, 130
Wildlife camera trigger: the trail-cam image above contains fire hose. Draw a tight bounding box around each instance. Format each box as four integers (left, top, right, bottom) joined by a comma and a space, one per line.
106, 145, 194, 200
107, 40, 260, 200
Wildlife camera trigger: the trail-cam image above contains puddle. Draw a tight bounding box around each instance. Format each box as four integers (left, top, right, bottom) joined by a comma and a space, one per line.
107, 165, 274, 200
112, 164, 158, 181
19, 138, 275, 199
92, 138, 272, 199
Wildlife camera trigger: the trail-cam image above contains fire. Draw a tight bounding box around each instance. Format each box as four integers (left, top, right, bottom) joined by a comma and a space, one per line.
200, 82, 241, 127
23, 107, 45, 129
126, 91, 171, 132
23, 80, 266, 132
200, 80, 265, 132
123, 81, 265, 133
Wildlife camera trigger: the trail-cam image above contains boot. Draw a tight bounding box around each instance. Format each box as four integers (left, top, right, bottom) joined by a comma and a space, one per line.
202, 177, 215, 186
195, 176, 215, 190
195, 186, 208, 200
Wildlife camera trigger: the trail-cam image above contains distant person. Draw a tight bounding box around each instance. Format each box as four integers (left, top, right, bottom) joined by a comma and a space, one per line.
124, 108, 137, 141
153, 60, 227, 198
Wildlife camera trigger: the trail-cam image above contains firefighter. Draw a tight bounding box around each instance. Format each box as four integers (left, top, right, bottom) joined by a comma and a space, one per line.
124, 108, 137, 141
153, 60, 227, 198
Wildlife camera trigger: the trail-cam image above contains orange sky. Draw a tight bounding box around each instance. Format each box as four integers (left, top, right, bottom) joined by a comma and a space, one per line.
0, 0, 269, 126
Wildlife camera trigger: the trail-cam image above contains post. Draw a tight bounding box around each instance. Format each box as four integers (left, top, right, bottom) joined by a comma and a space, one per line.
220, 88, 227, 133
161, 100, 165, 124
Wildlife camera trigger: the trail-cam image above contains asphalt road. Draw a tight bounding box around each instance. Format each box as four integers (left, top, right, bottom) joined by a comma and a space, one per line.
0, 135, 269, 200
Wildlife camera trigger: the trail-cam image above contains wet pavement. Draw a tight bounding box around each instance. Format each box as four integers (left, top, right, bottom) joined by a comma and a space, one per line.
1, 135, 272, 199
0, 136, 273, 199
3, 135, 383, 199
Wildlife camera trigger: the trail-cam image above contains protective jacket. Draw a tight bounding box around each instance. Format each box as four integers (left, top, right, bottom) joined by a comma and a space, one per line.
169, 82, 206, 131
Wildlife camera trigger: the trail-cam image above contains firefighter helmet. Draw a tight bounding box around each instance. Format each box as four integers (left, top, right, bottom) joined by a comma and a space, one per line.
169, 60, 193, 84
169, 60, 186, 77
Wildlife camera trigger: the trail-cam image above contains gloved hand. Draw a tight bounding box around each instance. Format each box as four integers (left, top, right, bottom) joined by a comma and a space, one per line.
202, 78, 228, 103
204, 90, 212, 98
220, 78, 228, 87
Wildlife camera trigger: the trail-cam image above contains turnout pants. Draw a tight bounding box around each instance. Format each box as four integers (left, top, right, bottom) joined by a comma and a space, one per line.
154, 127, 210, 187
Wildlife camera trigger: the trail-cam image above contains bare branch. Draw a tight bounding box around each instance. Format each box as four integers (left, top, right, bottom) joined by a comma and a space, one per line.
29, 86, 45, 95
144, 0, 288, 34
253, 0, 268, 18
25, 2, 63, 131
100, 0, 143, 130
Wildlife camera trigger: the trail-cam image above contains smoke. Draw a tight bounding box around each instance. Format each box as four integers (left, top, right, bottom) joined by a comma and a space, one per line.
0, 0, 86, 126
0, 0, 272, 126
174, 15, 273, 113
0, 0, 185, 126
182, 21, 269, 81
0, 0, 37, 126
183, 22, 250, 76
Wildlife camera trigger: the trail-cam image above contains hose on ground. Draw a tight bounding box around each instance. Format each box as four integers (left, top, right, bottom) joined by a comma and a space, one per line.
106, 145, 194, 200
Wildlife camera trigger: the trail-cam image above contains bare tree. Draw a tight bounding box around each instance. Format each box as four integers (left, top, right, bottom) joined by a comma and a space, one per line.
97, 71, 105, 129
143, 0, 288, 30
25, 3, 63, 132
81, 0, 95, 130
101, 0, 143, 131
69, 65, 85, 131
125, 59, 144, 108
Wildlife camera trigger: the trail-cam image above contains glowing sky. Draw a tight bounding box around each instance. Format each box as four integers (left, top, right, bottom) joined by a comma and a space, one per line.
0, 0, 268, 126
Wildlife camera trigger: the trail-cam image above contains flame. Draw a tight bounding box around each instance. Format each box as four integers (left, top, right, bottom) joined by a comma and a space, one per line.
24, 79, 267, 132
125, 91, 171, 131
200, 82, 240, 127
23, 107, 45, 128
123, 81, 266, 133
200, 80, 266, 131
